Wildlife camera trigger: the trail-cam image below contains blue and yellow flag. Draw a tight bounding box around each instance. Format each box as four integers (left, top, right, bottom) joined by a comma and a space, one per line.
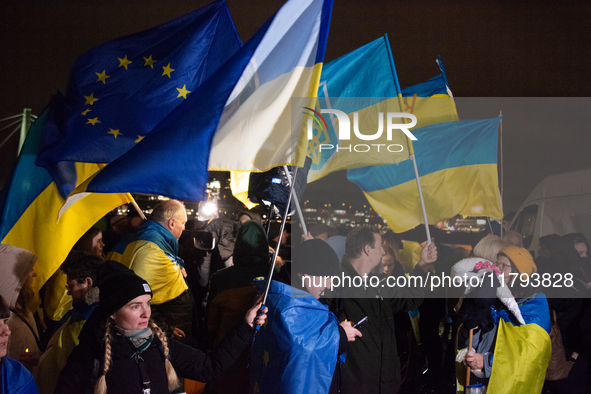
399, 56, 459, 130
209, 0, 333, 172
0, 106, 132, 304
488, 294, 551, 394
347, 117, 503, 233
250, 280, 340, 394
107, 220, 187, 305
306, 38, 458, 182
35, 0, 242, 198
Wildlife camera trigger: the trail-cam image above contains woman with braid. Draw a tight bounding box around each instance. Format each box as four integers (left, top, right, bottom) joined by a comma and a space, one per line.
55, 261, 267, 394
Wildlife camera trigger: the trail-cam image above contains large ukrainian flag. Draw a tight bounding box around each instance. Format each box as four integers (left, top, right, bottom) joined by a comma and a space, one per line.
347, 118, 503, 233
0, 106, 131, 306
306, 38, 458, 182
209, 0, 333, 173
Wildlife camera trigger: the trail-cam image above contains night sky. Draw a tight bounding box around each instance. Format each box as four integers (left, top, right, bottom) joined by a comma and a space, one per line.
1, 0, 590, 214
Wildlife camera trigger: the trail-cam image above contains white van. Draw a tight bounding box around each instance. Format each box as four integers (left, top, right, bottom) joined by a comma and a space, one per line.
509, 168, 591, 258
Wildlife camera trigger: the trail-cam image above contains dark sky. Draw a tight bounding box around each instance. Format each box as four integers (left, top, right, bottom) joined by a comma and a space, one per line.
1, 0, 590, 214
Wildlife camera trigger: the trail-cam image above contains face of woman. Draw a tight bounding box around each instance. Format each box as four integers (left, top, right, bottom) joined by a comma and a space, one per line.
496, 255, 512, 284
26, 270, 37, 287
112, 294, 151, 330
382, 254, 395, 276
0, 317, 10, 358
92, 232, 104, 256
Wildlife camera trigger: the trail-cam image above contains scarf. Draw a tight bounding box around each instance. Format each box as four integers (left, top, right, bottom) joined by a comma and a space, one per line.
116, 327, 154, 353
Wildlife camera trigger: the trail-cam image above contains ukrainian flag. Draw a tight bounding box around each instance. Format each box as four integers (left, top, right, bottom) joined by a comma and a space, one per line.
307, 38, 459, 182
400, 55, 459, 131
0, 106, 131, 308
347, 118, 503, 233
209, 0, 333, 173
107, 220, 186, 305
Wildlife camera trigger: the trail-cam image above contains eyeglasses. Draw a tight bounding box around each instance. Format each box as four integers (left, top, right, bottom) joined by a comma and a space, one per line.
496, 262, 511, 271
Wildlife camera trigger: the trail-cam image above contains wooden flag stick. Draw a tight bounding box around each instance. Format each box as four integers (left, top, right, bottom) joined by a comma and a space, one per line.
466, 328, 474, 388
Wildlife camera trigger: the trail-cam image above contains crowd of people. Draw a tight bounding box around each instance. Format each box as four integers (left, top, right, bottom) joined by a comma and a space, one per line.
0, 198, 590, 393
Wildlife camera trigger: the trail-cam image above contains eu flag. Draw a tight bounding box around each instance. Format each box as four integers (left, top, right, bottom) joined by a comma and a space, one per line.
36, 0, 242, 196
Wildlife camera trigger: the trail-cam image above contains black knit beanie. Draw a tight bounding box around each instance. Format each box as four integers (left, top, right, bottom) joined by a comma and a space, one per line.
292, 239, 340, 277
97, 260, 152, 318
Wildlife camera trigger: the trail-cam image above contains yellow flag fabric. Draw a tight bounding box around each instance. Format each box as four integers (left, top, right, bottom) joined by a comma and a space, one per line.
0, 110, 132, 305
36, 317, 86, 394
230, 170, 257, 210
108, 241, 187, 305
487, 320, 551, 393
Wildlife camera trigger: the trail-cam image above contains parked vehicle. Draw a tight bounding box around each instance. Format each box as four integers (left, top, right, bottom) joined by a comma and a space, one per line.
509, 168, 591, 258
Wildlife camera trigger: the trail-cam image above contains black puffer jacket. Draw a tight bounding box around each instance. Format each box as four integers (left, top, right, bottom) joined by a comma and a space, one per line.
54, 310, 254, 394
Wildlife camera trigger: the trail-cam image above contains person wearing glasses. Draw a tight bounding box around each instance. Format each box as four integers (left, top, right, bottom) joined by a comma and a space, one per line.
463, 247, 551, 393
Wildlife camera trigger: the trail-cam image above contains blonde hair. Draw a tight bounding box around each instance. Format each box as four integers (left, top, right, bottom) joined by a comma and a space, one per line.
473, 236, 506, 263
149, 321, 179, 391
94, 319, 179, 394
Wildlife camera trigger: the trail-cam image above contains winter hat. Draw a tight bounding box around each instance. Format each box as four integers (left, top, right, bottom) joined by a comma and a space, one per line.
501, 247, 537, 276
293, 239, 340, 277
97, 261, 152, 318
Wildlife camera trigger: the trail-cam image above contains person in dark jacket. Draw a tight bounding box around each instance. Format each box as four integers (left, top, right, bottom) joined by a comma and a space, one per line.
204, 221, 271, 394
331, 227, 437, 394
55, 261, 267, 394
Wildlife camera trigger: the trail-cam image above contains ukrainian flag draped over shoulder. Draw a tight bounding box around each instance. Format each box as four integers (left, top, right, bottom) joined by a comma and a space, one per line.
348, 118, 503, 233
107, 220, 187, 305
250, 280, 340, 394
209, 0, 333, 173
488, 294, 552, 394
0, 106, 132, 304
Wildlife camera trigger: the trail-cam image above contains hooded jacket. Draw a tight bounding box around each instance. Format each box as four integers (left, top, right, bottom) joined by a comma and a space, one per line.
0, 245, 40, 373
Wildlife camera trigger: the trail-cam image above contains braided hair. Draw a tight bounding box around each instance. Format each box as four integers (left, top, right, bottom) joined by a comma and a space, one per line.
94, 319, 113, 394
149, 321, 179, 391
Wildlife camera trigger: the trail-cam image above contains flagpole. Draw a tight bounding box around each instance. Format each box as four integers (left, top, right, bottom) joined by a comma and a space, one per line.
130, 199, 147, 220
384, 34, 431, 243
499, 111, 503, 238
261, 174, 294, 307
283, 165, 307, 235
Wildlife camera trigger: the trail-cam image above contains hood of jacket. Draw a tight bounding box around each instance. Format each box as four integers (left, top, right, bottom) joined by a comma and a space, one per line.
232, 221, 269, 268
0, 244, 37, 308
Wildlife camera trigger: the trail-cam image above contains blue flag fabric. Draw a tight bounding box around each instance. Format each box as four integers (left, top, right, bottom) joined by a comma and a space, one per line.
250, 280, 340, 394
36, 0, 241, 197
